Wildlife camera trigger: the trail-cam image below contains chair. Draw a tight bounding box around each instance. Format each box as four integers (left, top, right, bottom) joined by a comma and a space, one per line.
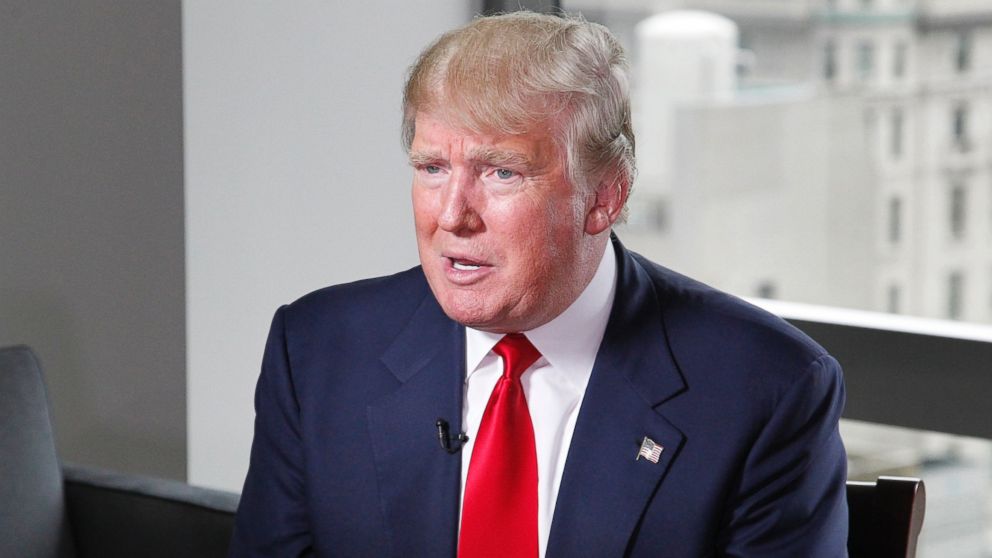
847, 476, 926, 558
0, 345, 239, 558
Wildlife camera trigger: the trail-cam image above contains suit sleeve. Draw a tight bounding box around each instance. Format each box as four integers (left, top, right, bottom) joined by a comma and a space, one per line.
719, 354, 849, 558
229, 306, 315, 557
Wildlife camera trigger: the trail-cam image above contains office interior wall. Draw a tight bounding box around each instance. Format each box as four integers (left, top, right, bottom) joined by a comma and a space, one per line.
0, 2, 186, 479
184, 1, 476, 491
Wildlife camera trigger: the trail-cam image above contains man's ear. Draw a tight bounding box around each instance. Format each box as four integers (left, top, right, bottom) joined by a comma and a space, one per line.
584, 168, 629, 235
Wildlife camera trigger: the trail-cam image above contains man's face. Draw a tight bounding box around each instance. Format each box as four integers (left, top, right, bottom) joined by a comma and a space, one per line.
410, 111, 601, 333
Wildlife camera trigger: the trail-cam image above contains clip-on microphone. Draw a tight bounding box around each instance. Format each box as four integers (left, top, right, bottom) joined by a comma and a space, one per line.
436, 418, 469, 454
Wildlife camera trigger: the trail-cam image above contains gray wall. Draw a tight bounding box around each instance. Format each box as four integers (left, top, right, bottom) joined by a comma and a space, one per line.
183, 1, 475, 490
0, 2, 186, 479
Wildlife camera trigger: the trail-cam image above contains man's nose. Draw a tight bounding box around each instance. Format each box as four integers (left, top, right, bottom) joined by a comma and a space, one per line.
437, 170, 482, 233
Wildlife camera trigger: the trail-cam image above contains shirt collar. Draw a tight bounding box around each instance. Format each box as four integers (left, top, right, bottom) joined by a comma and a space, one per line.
465, 240, 617, 384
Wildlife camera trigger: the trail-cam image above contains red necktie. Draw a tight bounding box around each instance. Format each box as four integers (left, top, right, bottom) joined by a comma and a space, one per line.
459, 333, 542, 558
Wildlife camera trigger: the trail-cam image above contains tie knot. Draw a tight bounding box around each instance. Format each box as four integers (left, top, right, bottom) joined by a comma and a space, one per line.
492, 333, 541, 382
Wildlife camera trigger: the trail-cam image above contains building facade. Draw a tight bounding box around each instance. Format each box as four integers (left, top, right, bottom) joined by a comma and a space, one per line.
577, 0, 992, 324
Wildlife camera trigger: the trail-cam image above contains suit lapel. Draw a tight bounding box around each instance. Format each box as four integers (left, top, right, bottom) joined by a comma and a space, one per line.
547, 238, 688, 558
368, 291, 464, 558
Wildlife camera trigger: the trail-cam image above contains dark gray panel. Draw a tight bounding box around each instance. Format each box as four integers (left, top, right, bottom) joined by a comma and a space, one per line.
0, 1, 185, 479
788, 319, 992, 440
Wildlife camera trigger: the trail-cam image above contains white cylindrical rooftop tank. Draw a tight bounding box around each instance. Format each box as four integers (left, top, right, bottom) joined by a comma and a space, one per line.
636, 10, 739, 103
634, 10, 739, 198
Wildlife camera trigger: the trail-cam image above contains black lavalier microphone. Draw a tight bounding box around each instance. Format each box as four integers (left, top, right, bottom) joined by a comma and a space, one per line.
436, 419, 469, 454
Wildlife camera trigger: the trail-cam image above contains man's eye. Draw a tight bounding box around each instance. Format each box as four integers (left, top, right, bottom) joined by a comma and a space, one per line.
424, 165, 441, 174
495, 168, 515, 180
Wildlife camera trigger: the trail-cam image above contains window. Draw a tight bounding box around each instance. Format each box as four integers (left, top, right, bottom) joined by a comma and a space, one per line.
888, 195, 902, 243
948, 271, 964, 320
756, 281, 777, 299
955, 32, 972, 73
887, 284, 901, 313
857, 41, 874, 82
823, 40, 837, 81
950, 181, 967, 239
890, 108, 903, 158
863, 107, 876, 133
626, 198, 668, 232
893, 41, 907, 79
952, 103, 969, 150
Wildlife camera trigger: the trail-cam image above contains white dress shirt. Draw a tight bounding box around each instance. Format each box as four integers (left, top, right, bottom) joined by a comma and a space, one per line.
459, 241, 617, 558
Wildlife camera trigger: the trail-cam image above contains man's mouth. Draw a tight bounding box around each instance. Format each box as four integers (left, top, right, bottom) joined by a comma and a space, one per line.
452, 260, 482, 271
443, 255, 492, 281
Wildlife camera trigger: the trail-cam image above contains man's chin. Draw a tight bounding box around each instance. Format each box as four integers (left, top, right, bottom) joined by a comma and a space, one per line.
436, 299, 509, 332
440, 306, 494, 330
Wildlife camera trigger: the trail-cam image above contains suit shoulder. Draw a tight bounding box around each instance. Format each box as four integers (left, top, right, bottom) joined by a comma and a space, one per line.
630, 251, 832, 386
282, 266, 431, 331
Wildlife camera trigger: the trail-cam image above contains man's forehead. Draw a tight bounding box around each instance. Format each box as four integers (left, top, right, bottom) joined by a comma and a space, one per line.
409, 112, 558, 162
411, 112, 506, 144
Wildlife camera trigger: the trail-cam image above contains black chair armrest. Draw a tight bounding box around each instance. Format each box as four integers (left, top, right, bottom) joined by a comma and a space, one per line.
847, 476, 926, 558
63, 463, 239, 558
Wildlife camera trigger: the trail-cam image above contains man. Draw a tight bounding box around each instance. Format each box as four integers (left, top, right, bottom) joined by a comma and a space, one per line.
230, 11, 848, 557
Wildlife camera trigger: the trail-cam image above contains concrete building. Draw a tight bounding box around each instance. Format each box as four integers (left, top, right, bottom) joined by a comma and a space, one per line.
624, 89, 878, 309
574, 0, 992, 324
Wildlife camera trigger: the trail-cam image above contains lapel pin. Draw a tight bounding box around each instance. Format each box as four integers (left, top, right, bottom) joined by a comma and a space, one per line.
636, 436, 663, 464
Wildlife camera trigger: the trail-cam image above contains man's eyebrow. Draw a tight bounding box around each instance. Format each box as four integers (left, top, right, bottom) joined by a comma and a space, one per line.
467, 146, 533, 169
408, 150, 443, 166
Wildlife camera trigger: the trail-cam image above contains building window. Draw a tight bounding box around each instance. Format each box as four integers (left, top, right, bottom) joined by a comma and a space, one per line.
864, 107, 876, 129
823, 40, 837, 82
950, 181, 967, 239
889, 195, 902, 243
887, 284, 901, 314
857, 41, 874, 82
955, 32, 972, 73
756, 281, 777, 299
626, 198, 668, 233
952, 103, 969, 150
891, 108, 904, 158
948, 271, 964, 320
893, 41, 907, 79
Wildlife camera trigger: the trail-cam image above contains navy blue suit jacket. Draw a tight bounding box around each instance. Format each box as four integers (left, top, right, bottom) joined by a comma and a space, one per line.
230, 237, 848, 557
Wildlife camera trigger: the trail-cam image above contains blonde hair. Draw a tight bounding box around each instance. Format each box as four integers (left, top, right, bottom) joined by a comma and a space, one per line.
402, 11, 635, 206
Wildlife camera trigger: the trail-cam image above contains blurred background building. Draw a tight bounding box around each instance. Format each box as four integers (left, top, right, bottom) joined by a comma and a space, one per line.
573, 0, 992, 323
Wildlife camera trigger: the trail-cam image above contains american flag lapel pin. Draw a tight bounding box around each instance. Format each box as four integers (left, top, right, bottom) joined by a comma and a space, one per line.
636, 436, 663, 464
